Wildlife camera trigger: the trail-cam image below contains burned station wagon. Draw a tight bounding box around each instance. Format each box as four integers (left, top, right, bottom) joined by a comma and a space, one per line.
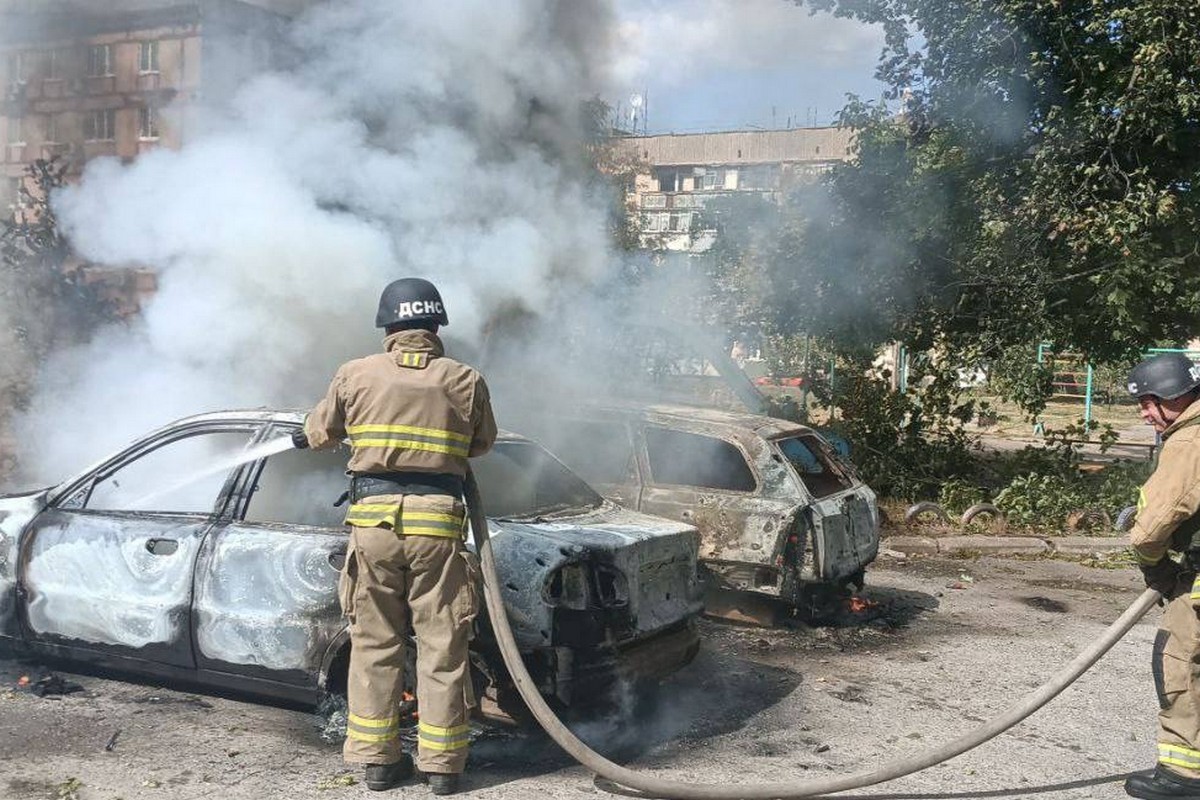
522, 403, 880, 609
0, 411, 703, 707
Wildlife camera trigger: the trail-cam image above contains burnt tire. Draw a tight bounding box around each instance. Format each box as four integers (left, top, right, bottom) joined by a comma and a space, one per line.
1116, 505, 1138, 533
960, 502, 1004, 527
905, 501, 949, 525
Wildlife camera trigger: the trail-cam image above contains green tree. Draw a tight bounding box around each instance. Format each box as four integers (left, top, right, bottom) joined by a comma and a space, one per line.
790, 0, 1200, 370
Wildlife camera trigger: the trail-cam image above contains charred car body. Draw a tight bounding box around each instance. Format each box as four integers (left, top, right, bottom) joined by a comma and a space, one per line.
0, 411, 703, 706
522, 403, 879, 607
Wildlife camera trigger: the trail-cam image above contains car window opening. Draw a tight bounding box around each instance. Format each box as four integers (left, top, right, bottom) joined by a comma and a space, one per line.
645, 427, 756, 492
472, 442, 603, 520
776, 435, 854, 499
83, 430, 255, 514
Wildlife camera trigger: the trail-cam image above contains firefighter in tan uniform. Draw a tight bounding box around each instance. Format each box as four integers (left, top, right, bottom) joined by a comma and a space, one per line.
1124, 353, 1200, 800
294, 278, 496, 796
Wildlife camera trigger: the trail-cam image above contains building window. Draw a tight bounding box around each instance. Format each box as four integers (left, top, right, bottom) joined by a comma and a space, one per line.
698, 168, 723, 191
643, 212, 671, 233
87, 44, 112, 77
6, 116, 23, 145
139, 41, 159, 73
654, 167, 678, 193
139, 107, 159, 140
83, 109, 115, 141
44, 114, 58, 143
46, 49, 64, 80
669, 212, 691, 233
6, 52, 25, 83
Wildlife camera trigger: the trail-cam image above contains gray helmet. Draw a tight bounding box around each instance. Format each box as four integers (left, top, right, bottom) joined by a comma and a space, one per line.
1127, 353, 1200, 400
375, 277, 449, 328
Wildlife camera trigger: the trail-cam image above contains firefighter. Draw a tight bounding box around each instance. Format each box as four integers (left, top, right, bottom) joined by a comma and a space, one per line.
1124, 353, 1200, 800
294, 277, 497, 796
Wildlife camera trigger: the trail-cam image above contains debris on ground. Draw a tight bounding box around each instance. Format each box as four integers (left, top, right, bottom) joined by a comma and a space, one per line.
104, 729, 121, 751
316, 773, 359, 790
54, 777, 82, 800
20, 673, 84, 698
133, 694, 213, 709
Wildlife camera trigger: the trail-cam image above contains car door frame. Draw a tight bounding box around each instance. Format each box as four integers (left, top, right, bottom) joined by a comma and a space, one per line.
631, 422, 766, 559
188, 420, 350, 703
15, 418, 267, 673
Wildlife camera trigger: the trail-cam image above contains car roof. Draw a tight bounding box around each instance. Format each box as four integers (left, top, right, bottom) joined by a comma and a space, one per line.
166, 409, 528, 443
575, 400, 817, 440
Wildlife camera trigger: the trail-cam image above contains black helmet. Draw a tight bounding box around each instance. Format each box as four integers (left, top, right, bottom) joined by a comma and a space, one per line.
375, 277, 449, 328
1127, 353, 1200, 400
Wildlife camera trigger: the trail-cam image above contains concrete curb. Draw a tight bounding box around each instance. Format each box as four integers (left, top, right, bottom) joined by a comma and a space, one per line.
884, 533, 1130, 557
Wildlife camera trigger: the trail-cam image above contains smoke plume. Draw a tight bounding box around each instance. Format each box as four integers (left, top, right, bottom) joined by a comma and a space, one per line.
14, 0, 619, 485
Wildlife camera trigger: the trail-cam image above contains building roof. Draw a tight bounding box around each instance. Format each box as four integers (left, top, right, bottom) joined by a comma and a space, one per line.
618, 127, 855, 167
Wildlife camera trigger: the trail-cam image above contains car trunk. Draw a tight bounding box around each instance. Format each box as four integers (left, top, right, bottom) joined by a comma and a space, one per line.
773, 434, 879, 584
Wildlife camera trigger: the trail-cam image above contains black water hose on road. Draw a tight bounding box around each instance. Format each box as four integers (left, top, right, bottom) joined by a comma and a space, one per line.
465, 471, 1159, 799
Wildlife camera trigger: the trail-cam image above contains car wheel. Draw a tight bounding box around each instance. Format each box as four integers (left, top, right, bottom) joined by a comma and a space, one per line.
316, 635, 418, 743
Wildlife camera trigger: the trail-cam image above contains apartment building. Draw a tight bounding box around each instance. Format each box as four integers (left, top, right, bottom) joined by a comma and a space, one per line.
617, 127, 855, 252
1, 0, 294, 209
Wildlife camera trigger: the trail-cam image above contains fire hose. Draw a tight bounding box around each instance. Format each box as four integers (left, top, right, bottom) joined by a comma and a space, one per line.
464, 471, 1160, 800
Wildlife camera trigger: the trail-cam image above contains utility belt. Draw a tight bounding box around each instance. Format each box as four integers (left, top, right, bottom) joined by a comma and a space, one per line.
349, 471, 464, 502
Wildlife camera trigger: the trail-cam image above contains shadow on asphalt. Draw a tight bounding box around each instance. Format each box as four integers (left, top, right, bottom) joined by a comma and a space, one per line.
462, 645, 803, 791
831, 770, 1128, 798
592, 771, 1128, 799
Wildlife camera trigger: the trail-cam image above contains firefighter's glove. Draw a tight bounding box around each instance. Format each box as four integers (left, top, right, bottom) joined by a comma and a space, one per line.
1141, 558, 1182, 597
291, 430, 310, 450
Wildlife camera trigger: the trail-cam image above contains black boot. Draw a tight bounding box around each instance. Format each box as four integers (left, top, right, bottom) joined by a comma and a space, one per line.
1126, 766, 1200, 799
427, 772, 460, 796
364, 754, 414, 791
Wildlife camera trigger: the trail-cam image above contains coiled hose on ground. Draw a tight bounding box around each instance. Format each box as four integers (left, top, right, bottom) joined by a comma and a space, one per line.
465, 472, 1160, 800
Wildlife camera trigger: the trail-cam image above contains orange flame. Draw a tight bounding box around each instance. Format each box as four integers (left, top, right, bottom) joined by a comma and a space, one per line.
848, 596, 877, 613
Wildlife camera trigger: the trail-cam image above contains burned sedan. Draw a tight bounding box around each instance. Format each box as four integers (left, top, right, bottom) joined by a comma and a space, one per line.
0, 411, 703, 708
522, 403, 879, 610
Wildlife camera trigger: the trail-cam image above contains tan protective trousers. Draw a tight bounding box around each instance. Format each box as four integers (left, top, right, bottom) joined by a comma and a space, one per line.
339, 522, 479, 774
1154, 574, 1200, 778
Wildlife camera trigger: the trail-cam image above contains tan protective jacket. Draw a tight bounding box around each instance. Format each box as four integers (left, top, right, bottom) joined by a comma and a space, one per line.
304, 329, 497, 529
1131, 399, 1200, 564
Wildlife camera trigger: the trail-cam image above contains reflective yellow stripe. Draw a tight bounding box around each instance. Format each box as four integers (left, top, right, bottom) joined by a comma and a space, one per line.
404, 512, 462, 524
400, 510, 464, 539
1192, 576, 1200, 599
347, 424, 472, 444
349, 713, 399, 729
347, 423, 471, 457
350, 439, 469, 457
419, 738, 470, 751
1160, 743, 1200, 768
419, 722, 470, 737
1138, 488, 1147, 513
346, 712, 400, 743
418, 721, 471, 751
345, 502, 401, 529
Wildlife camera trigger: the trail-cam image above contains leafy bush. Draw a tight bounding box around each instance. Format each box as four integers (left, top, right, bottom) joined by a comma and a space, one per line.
938, 479, 986, 515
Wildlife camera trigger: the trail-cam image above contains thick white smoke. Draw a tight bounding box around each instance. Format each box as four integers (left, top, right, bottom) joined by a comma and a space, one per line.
15, 0, 617, 485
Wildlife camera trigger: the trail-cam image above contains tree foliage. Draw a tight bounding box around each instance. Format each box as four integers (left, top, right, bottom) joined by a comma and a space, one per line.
0, 159, 117, 422
788, 0, 1200, 367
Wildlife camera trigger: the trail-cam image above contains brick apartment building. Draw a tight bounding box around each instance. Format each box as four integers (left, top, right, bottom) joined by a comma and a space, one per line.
1, 0, 299, 211
616, 127, 855, 252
